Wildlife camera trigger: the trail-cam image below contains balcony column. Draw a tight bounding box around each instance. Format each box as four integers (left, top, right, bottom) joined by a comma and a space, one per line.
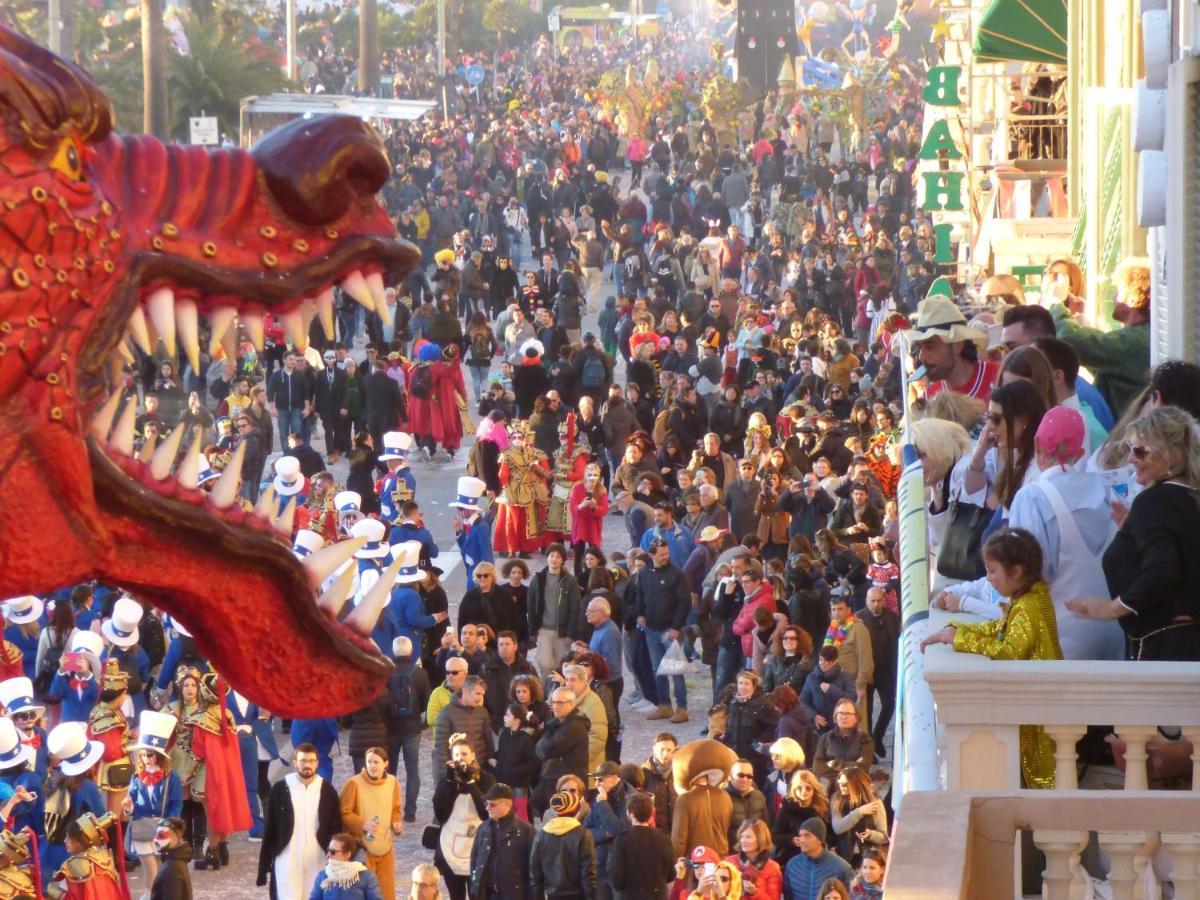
1115, 726, 1159, 790
1098, 832, 1151, 900
1181, 727, 1200, 791
1161, 833, 1200, 900
1033, 830, 1087, 900
1044, 726, 1086, 790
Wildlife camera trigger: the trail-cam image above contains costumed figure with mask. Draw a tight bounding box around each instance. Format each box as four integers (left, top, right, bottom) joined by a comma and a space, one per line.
85, 660, 133, 816
494, 422, 552, 557
408, 345, 448, 460
545, 413, 590, 542
301, 472, 340, 544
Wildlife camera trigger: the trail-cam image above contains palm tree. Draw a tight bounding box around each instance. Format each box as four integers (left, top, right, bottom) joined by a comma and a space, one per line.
169, 14, 292, 142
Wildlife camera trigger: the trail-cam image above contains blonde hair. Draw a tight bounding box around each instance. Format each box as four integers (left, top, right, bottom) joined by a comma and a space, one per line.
788, 769, 830, 819
908, 417, 972, 482
768, 737, 806, 772
472, 562, 496, 579
922, 390, 985, 434
1113, 256, 1151, 310
1126, 406, 1200, 487
409, 863, 441, 899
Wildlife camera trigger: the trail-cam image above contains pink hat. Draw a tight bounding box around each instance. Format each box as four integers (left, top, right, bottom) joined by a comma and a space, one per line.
1035, 406, 1086, 467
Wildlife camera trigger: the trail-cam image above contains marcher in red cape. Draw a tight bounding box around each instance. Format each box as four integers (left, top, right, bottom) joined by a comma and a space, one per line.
407, 343, 448, 460
46, 812, 126, 900
435, 345, 470, 461
165, 668, 251, 871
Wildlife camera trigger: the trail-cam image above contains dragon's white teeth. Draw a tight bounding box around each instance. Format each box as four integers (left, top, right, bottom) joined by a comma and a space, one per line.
149, 424, 185, 481
341, 270, 375, 313
209, 305, 238, 356
365, 272, 392, 327
127, 306, 152, 356
209, 440, 245, 509
317, 565, 356, 618
345, 555, 403, 636
254, 484, 277, 520
108, 399, 137, 456
176, 298, 200, 374
135, 432, 158, 463
242, 310, 265, 353
303, 537, 366, 589
175, 428, 203, 490
145, 287, 176, 357
273, 497, 296, 535
90, 391, 122, 443
316, 288, 336, 341
281, 308, 308, 353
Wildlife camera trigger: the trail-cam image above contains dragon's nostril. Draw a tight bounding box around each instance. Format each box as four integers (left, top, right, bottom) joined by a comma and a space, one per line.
250, 115, 390, 228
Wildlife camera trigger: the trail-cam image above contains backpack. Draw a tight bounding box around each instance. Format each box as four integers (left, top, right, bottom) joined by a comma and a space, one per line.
35, 631, 66, 695
470, 331, 492, 362
581, 355, 606, 389
622, 253, 643, 280
410, 364, 433, 399
390, 669, 417, 720
652, 408, 670, 446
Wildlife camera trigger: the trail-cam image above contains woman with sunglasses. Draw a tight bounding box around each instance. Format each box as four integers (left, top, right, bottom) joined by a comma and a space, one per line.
1068, 406, 1200, 661
961, 380, 1048, 523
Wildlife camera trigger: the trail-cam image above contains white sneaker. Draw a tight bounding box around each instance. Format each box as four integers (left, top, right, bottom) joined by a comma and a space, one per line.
635, 699, 660, 712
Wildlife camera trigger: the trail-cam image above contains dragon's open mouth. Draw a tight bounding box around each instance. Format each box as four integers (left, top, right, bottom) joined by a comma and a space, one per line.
78, 236, 419, 713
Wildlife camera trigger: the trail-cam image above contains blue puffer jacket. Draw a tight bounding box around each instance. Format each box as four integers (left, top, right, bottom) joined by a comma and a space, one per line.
308, 865, 383, 900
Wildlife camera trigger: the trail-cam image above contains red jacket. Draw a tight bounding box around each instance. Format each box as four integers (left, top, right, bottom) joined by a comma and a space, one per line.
731, 583, 777, 658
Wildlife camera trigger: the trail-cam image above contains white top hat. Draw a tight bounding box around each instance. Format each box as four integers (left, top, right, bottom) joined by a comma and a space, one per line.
272, 456, 305, 496
334, 491, 363, 514
292, 530, 325, 559
196, 454, 220, 487
165, 615, 192, 639
350, 519, 389, 558
389, 541, 425, 584
131, 710, 178, 755
70, 631, 105, 669
0, 677, 43, 718
101, 596, 142, 649
449, 476, 487, 510
378, 431, 414, 462
2, 596, 43, 625
47, 721, 104, 776
0, 717, 32, 770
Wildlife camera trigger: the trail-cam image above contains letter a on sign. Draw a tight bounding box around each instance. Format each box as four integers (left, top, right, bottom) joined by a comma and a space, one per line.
919, 120, 963, 161
923, 66, 963, 106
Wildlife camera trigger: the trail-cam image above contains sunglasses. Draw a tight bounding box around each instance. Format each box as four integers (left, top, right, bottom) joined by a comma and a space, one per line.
1125, 442, 1150, 460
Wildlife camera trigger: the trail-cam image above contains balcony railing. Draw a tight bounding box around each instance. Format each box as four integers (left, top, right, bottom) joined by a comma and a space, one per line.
922, 616, 1200, 792
886, 791, 1200, 900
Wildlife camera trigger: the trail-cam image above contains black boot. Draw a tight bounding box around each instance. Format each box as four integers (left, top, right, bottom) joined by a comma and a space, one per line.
218, 842, 229, 866
194, 845, 221, 870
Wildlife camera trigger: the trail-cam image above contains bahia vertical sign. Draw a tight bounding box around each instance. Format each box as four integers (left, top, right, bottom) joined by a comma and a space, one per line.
919, 65, 966, 295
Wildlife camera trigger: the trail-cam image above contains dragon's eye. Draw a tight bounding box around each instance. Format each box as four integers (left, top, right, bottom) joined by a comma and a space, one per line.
49, 137, 85, 182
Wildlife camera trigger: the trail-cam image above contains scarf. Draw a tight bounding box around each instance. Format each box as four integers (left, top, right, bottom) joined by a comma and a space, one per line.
140, 769, 165, 786
19, 733, 40, 749
320, 860, 367, 889
824, 613, 855, 648
69, 677, 92, 692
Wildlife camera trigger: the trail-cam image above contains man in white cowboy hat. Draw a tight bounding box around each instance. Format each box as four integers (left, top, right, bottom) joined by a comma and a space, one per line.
333, 490, 365, 538
99, 595, 151, 715
350, 518, 390, 603
387, 499, 440, 568
2, 595, 43, 681
387, 542, 448, 661
47, 631, 105, 724
0, 675, 49, 779
376, 431, 417, 525
271, 456, 308, 514
909, 294, 999, 402
451, 476, 493, 589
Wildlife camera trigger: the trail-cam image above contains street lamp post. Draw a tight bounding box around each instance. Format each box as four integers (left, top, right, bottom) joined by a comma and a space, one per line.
437, 0, 449, 120
285, 0, 296, 79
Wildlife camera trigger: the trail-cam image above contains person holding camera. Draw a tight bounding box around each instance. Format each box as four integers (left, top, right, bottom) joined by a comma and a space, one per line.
777, 475, 836, 548
432, 736, 495, 900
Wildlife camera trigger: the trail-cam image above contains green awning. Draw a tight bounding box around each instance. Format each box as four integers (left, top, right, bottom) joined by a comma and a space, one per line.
973, 0, 1067, 65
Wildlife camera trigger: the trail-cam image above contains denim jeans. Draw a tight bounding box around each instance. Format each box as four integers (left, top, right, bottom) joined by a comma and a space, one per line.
644, 628, 686, 709
237, 732, 263, 833
468, 364, 490, 400
625, 627, 658, 706
390, 732, 422, 816
276, 407, 303, 450
715, 644, 743, 697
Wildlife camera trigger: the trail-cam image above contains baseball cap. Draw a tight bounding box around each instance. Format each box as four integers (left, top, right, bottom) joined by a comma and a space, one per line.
590, 761, 621, 778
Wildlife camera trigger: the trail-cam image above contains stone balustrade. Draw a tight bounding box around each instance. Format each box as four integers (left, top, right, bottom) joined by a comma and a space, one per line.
921, 607, 1200, 791
886, 791, 1200, 899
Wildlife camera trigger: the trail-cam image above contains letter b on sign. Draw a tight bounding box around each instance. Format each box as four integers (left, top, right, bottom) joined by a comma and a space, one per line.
923, 66, 963, 106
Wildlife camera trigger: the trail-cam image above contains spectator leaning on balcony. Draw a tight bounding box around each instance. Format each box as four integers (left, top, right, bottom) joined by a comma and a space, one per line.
921, 528, 1063, 789
1066, 405, 1200, 661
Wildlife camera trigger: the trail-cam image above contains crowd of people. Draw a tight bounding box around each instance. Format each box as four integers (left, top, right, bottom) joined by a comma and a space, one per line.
7, 2, 1197, 898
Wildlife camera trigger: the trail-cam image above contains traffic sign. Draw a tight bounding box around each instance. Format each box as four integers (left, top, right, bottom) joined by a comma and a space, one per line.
465, 64, 485, 86
189, 116, 219, 145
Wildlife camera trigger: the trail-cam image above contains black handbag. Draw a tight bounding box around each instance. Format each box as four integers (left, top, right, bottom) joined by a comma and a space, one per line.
421, 824, 441, 851
936, 499, 991, 581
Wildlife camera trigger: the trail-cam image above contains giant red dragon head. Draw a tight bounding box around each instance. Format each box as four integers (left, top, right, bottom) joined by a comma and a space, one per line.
0, 24, 420, 715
